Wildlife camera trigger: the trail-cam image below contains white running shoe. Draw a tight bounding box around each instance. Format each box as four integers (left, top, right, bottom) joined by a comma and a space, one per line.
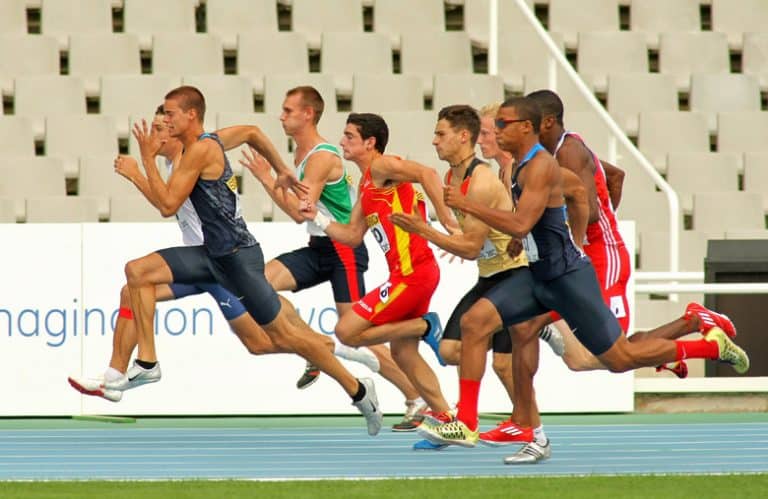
335, 344, 381, 373
503, 439, 552, 465
539, 325, 565, 357
104, 361, 161, 391
67, 376, 123, 402
352, 377, 383, 436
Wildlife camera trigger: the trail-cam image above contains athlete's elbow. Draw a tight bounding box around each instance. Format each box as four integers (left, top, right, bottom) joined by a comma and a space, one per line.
158, 204, 179, 218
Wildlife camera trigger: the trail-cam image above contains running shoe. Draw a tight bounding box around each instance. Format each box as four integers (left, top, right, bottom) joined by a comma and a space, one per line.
392, 399, 428, 432
421, 408, 456, 426
103, 360, 161, 391
418, 419, 479, 448
67, 376, 122, 402
422, 312, 446, 366
479, 418, 534, 446
352, 377, 383, 436
413, 439, 448, 451
335, 345, 381, 373
685, 302, 736, 338
503, 439, 552, 465
296, 362, 321, 389
707, 327, 749, 374
538, 324, 565, 356
655, 361, 689, 379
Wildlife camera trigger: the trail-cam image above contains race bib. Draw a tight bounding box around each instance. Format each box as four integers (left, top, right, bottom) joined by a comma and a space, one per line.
609, 295, 626, 319
477, 238, 498, 260
521, 233, 539, 263
367, 213, 391, 253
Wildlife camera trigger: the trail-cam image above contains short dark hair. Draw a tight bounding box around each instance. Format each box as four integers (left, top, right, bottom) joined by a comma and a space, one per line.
286, 85, 325, 124
525, 89, 564, 125
164, 85, 206, 123
347, 113, 389, 154
501, 96, 542, 133
437, 105, 481, 145
155, 104, 164, 116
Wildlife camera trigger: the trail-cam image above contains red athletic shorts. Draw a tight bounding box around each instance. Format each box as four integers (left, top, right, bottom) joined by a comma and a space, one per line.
353, 260, 440, 325
550, 242, 631, 332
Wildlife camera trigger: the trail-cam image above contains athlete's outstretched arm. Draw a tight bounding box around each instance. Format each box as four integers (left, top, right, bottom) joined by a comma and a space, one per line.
445, 157, 555, 239
560, 167, 589, 248
600, 159, 625, 209
216, 126, 290, 177
373, 156, 457, 231
146, 140, 211, 217
299, 197, 368, 247
391, 168, 495, 259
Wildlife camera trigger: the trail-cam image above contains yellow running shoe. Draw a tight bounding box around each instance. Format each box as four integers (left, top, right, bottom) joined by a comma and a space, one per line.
417, 419, 479, 448
706, 327, 749, 374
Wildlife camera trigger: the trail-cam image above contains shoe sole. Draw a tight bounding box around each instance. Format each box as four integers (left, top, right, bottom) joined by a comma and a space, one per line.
296, 374, 320, 390
418, 428, 477, 448
479, 438, 532, 447
391, 427, 419, 432
68, 377, 121, 402
707, 328, 750, 374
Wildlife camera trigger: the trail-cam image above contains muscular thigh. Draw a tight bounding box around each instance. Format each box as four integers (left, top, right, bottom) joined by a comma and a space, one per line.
484, 267, 548, 327
157, 246, 215, 284
535, 265, 621, 356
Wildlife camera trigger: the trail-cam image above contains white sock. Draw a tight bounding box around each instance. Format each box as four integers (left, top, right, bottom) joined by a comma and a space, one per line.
103, 367, 124, 382
533, 425, 547, 446
334, 343, 381, 372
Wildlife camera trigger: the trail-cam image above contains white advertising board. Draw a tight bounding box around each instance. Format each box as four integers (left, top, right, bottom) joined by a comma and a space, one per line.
0, 221, 635, 416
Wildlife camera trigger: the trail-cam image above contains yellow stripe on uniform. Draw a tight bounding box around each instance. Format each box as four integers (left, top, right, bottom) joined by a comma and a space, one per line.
391, 190, 414, 276
372, 282, 408, 316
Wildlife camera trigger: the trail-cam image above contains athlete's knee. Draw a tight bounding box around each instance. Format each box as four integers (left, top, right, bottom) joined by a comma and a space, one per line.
491, 354, 512, 380
124, 258, 153, 287
333, 323, 361, 347
459, 308, 494, 340
439, 341, 460, 365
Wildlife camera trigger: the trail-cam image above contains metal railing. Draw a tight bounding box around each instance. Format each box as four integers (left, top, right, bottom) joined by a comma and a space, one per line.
489, 0, 681, 275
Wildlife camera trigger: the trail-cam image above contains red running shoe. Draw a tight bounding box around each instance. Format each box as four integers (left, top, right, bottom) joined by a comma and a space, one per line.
479, 418, 534, 446
655, 360, 689, 379
685, 303, 736, 338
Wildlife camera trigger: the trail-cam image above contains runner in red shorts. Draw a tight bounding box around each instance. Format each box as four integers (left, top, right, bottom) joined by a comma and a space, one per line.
298, 112, 457, 423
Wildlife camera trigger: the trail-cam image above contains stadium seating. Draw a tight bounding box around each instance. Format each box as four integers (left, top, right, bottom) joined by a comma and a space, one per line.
607, 72, 678, 136
351, 74, 424, 113
40, 0, 113, 50
123, 0, 197, 50
0, 0, 27, 37
25, 196, 101, 223
658, 32, 730, 92
237, 32, 309, 95
711, 0, 768, 50
373, 0, 445, 50
320, 32, 393, 97
629, 0, 700, 49
291, 0, 364, 50
0, 0, 761, 283
548, 0, 620, 50
0, 116, 37, 158
400, 32, 473, 96
68, 34, 142, 96
0, 35, 59, 96
206, 0, 278, 50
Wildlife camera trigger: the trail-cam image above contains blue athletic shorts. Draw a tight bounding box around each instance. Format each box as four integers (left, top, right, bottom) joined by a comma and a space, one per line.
275, 235, 368, 303
169, 282, 247, 321
484, 263, 622, 356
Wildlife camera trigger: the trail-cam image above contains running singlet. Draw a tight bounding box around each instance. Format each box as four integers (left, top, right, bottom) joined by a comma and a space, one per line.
446, 158, 527, 278
297, 143, 356, 236
511, 143, 587, 281
359, 167, 435, 277
188, 132, 256, 256
165, 158, 203, 246
554, 131, 628, 288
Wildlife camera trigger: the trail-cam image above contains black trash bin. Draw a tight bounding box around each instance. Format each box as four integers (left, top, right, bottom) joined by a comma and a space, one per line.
705, 240, 768, 377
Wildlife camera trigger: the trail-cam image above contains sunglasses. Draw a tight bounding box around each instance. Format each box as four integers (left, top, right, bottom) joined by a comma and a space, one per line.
495, 118, 529, 129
